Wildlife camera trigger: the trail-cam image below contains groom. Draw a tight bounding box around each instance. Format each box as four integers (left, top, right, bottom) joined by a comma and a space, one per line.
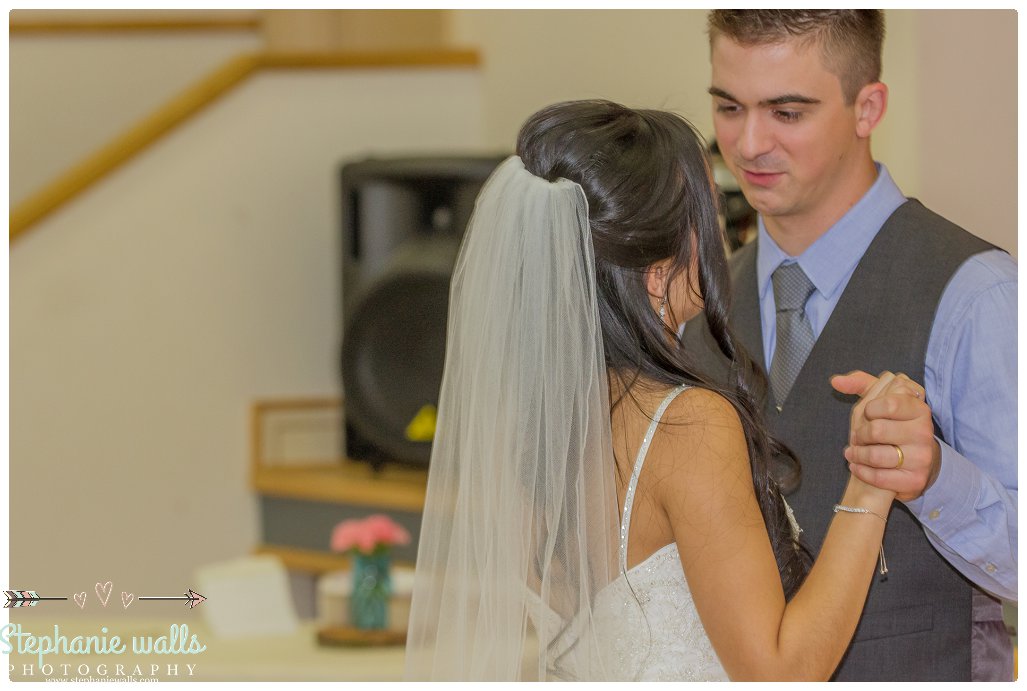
683, 10, 1016, 681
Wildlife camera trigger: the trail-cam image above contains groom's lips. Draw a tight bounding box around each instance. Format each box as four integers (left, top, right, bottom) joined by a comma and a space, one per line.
741, 169, 784, 187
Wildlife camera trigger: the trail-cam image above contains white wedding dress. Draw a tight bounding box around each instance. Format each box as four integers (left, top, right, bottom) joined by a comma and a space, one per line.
591, 384, 730, 681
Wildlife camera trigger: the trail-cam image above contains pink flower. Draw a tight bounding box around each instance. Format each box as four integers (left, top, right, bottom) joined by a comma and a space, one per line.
330, 514, 411, 555
364, 514, 411, 546
330, 520, 362, 552
356, 528, 378, 554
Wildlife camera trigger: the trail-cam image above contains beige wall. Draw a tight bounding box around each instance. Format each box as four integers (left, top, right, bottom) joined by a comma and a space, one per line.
10, 67, 483, 598
915, 10, 1017, 250
449, 10, 715, 146
9, 32, 264, 205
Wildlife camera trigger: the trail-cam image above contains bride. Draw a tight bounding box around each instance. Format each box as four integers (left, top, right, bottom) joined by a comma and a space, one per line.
404, 100, 903, 681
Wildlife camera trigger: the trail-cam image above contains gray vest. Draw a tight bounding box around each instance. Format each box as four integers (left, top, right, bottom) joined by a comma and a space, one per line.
683, 200, 1006, 681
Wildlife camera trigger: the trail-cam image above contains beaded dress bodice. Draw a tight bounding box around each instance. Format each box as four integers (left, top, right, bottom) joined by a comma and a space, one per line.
592, 385, 730, 681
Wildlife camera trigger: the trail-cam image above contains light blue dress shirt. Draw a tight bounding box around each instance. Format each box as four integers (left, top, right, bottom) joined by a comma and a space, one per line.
755, 164, 1017, 602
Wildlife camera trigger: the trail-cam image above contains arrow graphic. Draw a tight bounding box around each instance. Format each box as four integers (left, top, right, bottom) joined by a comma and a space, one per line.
4, 590, 68, 608
137, 589, 207, 609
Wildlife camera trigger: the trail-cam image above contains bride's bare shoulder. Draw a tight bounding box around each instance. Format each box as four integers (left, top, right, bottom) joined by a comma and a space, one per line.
663, 386, 743, 431
611, 375, 741, 430
646, 386, 749, 477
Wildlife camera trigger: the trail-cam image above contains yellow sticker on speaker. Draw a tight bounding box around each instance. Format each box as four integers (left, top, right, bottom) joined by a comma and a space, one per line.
405, 404, 437, 442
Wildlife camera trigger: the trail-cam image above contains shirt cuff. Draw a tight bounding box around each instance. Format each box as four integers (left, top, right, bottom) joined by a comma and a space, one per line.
903, 437, 981, 538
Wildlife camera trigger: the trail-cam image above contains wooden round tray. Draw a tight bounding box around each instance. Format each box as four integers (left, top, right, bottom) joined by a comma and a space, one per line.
317, 625, 407, 647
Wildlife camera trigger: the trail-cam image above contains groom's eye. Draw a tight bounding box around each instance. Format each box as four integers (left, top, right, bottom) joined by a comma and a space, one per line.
773, 110, 803, 123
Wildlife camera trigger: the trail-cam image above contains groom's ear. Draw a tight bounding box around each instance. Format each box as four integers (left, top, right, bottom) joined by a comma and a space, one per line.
645, 260, 671, 299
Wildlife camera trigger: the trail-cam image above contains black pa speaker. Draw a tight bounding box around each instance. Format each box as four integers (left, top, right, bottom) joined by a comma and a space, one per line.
340, 155, 506, 468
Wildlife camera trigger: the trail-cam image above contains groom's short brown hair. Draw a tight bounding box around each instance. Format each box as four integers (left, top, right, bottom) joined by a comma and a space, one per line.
707, 10, 885, 105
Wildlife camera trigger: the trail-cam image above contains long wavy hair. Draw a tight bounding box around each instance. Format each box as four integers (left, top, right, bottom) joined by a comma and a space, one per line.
516, 99, 811, 597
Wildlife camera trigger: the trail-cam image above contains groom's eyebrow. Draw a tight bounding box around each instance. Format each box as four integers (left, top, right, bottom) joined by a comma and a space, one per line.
765, 94, 821, 106
708, 86, 820, 107
708, 86, 737, 102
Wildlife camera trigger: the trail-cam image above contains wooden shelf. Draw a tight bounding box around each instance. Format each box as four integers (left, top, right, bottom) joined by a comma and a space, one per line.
256, 544, 350, 574
249, 398, 429, 511
250, 399, 429, 570
255, 543, 415, 575
253, 460, 428, 512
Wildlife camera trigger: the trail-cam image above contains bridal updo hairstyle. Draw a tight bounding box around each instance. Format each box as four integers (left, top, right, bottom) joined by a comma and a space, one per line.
517, 99, 811, 598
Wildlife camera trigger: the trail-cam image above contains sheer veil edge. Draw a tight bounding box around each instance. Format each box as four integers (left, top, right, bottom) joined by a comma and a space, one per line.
404, 156, 620, 681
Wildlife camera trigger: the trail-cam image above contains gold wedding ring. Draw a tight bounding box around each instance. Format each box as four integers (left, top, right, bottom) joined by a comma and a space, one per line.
892, 444, 905, 470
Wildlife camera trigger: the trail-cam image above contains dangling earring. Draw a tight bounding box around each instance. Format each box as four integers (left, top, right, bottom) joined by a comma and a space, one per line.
658, 294, 668, 323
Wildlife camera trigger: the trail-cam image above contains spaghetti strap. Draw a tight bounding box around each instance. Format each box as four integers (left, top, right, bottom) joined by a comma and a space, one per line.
619, 384, 690, 572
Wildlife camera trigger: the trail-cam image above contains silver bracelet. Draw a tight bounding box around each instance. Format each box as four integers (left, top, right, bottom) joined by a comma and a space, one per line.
833, 504, 889, 576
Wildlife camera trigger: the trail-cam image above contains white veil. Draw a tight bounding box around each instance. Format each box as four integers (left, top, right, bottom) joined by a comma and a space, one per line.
404, 156, 620, 681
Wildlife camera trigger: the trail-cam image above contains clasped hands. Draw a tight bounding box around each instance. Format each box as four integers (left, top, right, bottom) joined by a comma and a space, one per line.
831, 371, 942, 502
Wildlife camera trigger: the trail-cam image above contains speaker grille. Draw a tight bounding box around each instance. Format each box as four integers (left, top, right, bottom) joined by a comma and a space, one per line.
340, 155, 506, 467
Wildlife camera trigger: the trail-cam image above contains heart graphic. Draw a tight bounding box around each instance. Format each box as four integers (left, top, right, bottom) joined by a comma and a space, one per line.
73, 592, 87, 609
121, 592, 134, 609
95, 581, 113, 608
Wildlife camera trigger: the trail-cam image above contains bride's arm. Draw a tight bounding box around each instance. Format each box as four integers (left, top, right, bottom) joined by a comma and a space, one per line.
650, 387, 894, 681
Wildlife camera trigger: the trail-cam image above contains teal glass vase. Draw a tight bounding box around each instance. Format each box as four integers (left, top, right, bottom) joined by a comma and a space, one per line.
350, 551, 392, 630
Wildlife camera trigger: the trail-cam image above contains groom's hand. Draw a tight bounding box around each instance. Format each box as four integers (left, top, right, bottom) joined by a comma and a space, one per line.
831, 370, 941, 503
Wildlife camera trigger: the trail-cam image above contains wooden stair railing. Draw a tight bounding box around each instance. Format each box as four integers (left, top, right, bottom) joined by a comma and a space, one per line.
10, 47, 480, 243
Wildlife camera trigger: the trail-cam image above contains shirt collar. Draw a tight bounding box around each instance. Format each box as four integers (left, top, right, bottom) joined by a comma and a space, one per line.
755, 163, 907, 300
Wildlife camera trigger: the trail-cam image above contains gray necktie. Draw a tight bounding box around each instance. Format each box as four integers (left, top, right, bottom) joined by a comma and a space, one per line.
769, 262, 817, 408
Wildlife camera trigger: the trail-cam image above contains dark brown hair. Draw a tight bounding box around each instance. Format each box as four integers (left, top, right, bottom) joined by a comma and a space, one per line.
517, 99, 811, 598
708, 10, 885, 104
